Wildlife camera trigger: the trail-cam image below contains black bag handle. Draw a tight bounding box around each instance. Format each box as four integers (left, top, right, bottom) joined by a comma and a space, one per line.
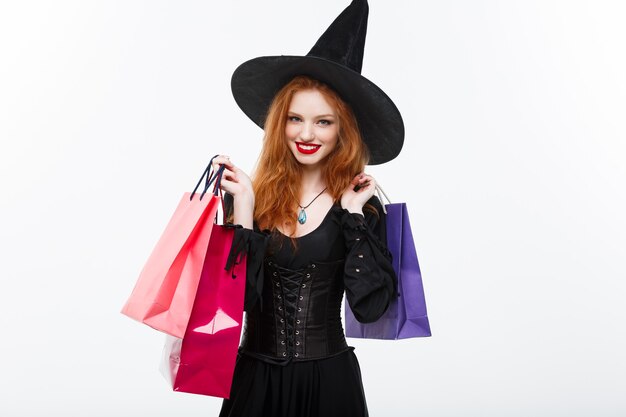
190, 155, 226, 201
189, 155, 229, 226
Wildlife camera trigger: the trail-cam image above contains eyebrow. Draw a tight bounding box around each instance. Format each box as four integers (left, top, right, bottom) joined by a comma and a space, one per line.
288, 111, 336, 118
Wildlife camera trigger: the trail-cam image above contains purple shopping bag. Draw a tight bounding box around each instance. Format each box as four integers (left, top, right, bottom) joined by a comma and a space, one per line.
345, 202, 431, 339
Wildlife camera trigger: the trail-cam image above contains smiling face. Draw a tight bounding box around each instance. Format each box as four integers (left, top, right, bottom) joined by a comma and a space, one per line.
285, 89, 339, 169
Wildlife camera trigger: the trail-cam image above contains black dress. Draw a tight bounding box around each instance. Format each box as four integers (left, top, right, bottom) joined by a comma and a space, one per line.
219, 196, 397, 417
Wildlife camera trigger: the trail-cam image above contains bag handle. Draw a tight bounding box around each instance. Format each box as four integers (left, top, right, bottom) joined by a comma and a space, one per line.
375, 183, 391, 214
214, 164, 228, 217
190, 154, 225, 201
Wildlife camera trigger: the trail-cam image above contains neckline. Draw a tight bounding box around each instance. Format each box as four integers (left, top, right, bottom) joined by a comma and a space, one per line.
276, 204, 340, 239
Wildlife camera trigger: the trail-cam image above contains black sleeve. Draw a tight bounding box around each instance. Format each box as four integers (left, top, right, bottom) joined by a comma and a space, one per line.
223, 193, 270, 312
341, 196, 398, 323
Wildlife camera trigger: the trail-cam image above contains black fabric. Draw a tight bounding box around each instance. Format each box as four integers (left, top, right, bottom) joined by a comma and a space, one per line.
224, 193, 271, 312
339, 200, 399, 322
227, 225, 270, 311
241, 255, 349, 361
307, 0, 368, 73
219, 196, 396, 416
219, 349, 368, 417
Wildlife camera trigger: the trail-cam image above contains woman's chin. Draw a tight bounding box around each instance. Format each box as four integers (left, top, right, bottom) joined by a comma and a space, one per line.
294, 154, 331, 169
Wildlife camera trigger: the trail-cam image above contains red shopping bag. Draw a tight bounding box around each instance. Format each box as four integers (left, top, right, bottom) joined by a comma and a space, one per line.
121, 160, 224, 338
160, 225, 246, 398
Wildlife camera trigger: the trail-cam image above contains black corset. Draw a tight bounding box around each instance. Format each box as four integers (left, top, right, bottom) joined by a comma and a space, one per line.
240, 257, 349, 362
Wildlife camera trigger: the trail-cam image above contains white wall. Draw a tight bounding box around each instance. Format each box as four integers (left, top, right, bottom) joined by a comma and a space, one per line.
1, 1, 624, 416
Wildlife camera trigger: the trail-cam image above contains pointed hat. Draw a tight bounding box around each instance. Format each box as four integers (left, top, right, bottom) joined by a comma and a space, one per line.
231, 0, 404, 165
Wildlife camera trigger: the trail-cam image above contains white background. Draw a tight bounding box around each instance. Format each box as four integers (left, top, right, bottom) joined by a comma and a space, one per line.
1, 1, 625, 416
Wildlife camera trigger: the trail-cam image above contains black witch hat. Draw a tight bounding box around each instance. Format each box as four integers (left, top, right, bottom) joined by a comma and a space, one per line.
231, 0, 404, 165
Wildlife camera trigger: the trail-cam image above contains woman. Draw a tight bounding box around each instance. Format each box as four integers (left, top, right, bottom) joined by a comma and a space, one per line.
215, 1, 404, 415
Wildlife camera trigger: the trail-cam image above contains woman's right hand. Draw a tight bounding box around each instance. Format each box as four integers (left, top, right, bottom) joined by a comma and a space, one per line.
212, 155, 254, 201
212, 155, 255, 229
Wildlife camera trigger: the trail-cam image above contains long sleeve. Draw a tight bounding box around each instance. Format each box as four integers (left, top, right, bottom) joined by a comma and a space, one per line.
341, 196, 398, 323
224, 193, 270, 312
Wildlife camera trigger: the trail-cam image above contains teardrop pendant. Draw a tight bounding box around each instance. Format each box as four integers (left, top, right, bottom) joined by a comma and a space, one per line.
297, 208, 307, 224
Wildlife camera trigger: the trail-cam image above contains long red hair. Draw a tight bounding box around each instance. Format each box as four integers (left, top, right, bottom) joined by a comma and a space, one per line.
252, 75, 370, 235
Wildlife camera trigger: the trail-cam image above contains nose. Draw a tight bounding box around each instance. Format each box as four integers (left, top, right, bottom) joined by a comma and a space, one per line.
299, 122, 315, 142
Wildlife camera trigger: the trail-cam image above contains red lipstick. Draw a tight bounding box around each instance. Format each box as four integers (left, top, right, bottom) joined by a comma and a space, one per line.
296, 142, 321, 155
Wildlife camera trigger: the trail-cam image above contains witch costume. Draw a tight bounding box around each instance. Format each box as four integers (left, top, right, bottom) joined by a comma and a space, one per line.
220, 1, 404, 416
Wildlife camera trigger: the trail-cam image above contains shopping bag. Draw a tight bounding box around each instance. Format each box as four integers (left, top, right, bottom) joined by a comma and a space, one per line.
121, 159, 224, 338
160, 225, 247, 398
345, 197, 431, 339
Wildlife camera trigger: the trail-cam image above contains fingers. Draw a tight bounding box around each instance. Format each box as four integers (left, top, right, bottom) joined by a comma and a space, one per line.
212, 155, 235, 174
352, 172, 376, 192
219, 176, 236, 194
352, 172, 373, 182
213, 155, 232, 165
221, 167, 238, 182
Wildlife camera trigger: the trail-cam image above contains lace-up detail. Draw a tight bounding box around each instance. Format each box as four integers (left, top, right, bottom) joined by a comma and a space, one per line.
237, 257, 350, 362
238, 196, 395, 363
270, 262, 312, 358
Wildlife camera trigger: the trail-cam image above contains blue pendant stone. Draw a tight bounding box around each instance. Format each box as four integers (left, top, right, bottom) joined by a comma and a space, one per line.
298, 209, 307, 224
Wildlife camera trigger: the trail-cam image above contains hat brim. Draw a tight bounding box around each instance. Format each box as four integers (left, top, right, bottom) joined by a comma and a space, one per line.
231, 55, 404, 165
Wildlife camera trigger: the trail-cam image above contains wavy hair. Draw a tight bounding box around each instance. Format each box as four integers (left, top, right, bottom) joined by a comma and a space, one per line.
252, 75, 371, 235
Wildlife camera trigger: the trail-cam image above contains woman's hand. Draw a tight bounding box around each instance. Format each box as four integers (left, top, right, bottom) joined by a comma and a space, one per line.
340, 172, 376, 215
212, 155, 255, 229
212, 156, 253, 200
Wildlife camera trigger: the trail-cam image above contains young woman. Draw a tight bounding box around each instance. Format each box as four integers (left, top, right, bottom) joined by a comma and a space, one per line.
213, 1, 405, 415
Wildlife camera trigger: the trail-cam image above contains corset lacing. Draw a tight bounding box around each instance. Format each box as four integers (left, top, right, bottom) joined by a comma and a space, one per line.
271, 262, 309, 358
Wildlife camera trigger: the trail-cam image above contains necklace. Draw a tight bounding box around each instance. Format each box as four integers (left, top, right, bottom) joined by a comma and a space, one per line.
297, 187, 327, 224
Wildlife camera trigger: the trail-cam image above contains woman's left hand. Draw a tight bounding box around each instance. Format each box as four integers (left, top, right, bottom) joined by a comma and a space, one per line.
340, 173, 376, 215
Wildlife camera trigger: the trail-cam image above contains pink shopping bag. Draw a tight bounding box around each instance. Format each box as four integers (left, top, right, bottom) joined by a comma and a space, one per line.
121, 161, 223, 338
160, 225, 247, 398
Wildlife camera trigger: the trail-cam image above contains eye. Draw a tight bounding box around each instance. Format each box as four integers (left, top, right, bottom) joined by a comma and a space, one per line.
288, 116, 301, 122
318, 119, 333, 126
